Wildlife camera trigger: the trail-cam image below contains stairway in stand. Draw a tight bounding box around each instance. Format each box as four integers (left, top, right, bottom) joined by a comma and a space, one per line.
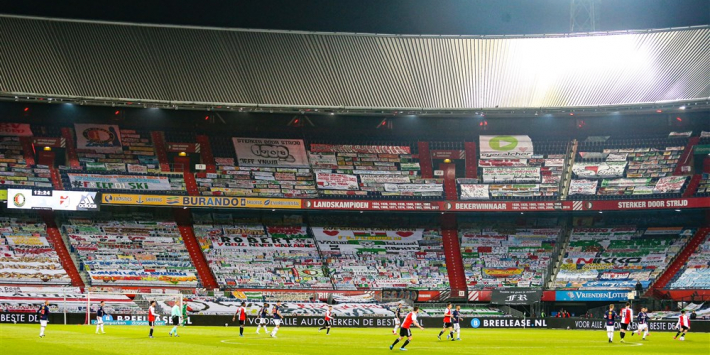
441, 214, 467, 298
647, 227, 710, 296
173, 208, 219, 289
38, 211, 85, 289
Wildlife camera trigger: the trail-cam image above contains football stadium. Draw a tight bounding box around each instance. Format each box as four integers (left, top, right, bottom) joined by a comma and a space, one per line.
0, 1, 709, 354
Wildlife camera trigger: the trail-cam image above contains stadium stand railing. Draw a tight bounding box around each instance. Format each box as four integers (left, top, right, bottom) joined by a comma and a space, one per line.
660, 227, 710, 290
553, 226, 694, 290
569, 135, 691, 199
60, 211, 200, 287
460, 223, 562, 289
0, 212, 73, 286
457, 137, 571, 201
192, 212, 332, 289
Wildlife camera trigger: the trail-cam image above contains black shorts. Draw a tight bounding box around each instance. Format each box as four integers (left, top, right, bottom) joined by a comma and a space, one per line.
399, 327, 412, 337
172, 316, 179, 326
325, 319, 332, 327
620, 323, 629, 330
238, 319, 246, 326
443, 322, 453, 328
149, 321, 155, 327
680, 326, 689, 331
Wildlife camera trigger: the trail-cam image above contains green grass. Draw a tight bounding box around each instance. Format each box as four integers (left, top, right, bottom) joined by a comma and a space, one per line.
1, 324, 708, 355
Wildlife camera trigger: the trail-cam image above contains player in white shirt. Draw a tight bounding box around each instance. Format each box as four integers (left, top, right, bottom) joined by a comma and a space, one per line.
674, 310, 690, 341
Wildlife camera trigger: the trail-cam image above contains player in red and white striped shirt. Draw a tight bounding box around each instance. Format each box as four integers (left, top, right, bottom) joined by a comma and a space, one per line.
674, 310, 691, 341
232, 302, 247, 337
438, 303, 454, 341
148, 301, 158, 339
319, 305, 334, 335
390, 306, 424, 351
619, 302, 633, 343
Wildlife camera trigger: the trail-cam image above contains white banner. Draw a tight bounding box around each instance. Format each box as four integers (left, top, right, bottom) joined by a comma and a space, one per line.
308, 153, 338, 167
606, 153, 628, 162
211, 236, 317, 250
232, 138, 309, 167
74, 124, 123, 153
316, 173, 359, 190
127, 164, 148, 174
653, 176, 687, 193
480, 135, 534, 159
359, 175, 412, 184
7, 189, 99, 211
460, 184, 490, 200
67, 173, 172, 191
479, 159, 529, 167
312, 227, 422, 253
383, 184, 443, 192
482, 167, 540, 183
569, 179, 598, 195
572, 162, 627, 178
545, 159, 564, 167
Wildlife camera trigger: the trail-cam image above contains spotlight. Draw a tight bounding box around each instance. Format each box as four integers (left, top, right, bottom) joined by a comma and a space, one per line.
178, 152, 187, 157
443, 159, 452, 164
43, 146, 52, 151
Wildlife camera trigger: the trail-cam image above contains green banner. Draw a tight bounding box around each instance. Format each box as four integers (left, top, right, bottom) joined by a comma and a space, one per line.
694, 145, 710, 155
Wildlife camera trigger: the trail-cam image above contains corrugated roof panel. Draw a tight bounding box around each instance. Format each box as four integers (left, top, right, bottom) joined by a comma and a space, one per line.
1, 16, 708, 109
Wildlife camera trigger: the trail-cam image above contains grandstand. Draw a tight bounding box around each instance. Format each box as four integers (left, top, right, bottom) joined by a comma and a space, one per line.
0, 8, 708, 353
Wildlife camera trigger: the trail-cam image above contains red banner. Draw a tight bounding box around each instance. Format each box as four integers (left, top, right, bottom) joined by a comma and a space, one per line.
570, 198, 709, 211
304, 199, 442, 211
167, 143, 200, 153
446, 201, 572, 212
32, 137, 66, 148
0, 123, 32, 136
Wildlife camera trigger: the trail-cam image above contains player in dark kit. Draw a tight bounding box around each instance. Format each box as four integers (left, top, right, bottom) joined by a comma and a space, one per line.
438, 303, 454, 341
632, 307, 649, 340
452, 305, 463, 341
318, 305, 335, 335
37, 300, 50, 338
393, 304, 403, 335
256, 303, 270, 334
270, 301, 283, 338
604, 304, 618, 343
95, 301, 106, 334
390, 306, 424, 351
232, 302, 247, 337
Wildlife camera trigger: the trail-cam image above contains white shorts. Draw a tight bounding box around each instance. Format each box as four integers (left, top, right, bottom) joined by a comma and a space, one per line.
96, 316, 104, 324
393, 318, 401, 326
273, 319, 282, 326
259, 318, 267, 325
454, 323, 460, 331
637, 324, 648, 331
40, 320, 48, 327
606, 325, 615, 332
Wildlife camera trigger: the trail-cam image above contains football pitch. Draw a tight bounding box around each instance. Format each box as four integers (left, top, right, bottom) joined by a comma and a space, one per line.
1, 324, 708, 355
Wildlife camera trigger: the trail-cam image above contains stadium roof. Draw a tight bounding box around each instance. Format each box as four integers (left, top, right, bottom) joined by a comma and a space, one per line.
1, 15, 709, 115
